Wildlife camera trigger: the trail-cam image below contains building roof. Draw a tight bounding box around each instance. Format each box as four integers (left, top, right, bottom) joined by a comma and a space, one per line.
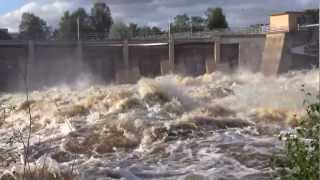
271, 11, 304, 16
0, 28, 8, 33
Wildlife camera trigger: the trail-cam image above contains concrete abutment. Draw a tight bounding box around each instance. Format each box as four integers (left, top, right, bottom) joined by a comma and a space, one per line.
261, 30, 318, 76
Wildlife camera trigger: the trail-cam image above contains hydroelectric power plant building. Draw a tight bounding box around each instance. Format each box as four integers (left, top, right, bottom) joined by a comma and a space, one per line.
0, 11, 318, 90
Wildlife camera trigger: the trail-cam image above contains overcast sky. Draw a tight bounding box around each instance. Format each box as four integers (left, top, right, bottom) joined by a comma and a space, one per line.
0, 0, 318, 32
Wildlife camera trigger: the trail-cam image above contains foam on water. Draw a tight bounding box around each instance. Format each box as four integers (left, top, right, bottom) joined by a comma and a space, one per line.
0, 69, 318, 179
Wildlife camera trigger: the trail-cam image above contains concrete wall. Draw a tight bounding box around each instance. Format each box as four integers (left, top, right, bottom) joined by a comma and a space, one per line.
220, 35, 266, 72
83, 46, 121, 83
129, 45, 167, 78
0, 36, 266, 90
1, 31, 317, 90
261, 30, 318, 75
32, 44, 78, 88
174, 42, 212, 76
278, 30, 318, 73
0, 45, 27, 90
261, 33, 286, 75
173, 35, 265, 75
217, 43, 239, 72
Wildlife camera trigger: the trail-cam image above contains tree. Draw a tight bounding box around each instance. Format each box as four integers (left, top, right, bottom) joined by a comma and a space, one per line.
91, 2, 113, 39
51, 29, 59, 40
58, 11, 73, 39
137, 26, 152, 37
72, 8, 93, 38
128, 23, 139, 37
274, 103, 320, 179
109, 22, 129, 40
191, 16, 206, 32
58, 8, 93, 40
206, 7, 228, 30
304, 9, 319, 24
151, 26, 162, 34
19, 13, 50, 40
128, 23, 162, 38
171, 14, 191, 33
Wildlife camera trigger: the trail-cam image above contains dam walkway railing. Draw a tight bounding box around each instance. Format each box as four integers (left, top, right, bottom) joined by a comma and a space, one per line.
1, 24, 317, 44
68, 23, 318, 41
82, 26, 267, 41
0, 27, 268, 45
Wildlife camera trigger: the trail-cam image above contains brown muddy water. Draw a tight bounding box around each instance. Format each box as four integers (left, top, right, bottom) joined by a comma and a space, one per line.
0, 70, 318, 180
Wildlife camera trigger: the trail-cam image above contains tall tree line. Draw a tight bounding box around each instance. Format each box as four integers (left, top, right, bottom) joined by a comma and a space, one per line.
16, 2, 230, 40
170, 7, 228, 33
19, 12, 50, 40
109, 22, 163, 39
18, 2, 113, 40
57, 2, 113, 40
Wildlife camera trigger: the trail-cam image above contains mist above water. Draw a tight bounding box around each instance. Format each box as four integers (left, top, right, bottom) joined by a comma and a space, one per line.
0, 69, 318, 179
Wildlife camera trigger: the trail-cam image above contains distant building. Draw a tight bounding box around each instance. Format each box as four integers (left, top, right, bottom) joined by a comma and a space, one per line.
269, 10, 319, 32
0, 28, 12, 40
270, 11, 305, 32
0, 28, 8, 33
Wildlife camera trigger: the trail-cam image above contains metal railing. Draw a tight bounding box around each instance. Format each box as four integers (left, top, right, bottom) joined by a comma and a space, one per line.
44, 26, 269, 41
55, 23, 318, 40
4, 24, 318, 42
131, 27, 267, 40
263, 23, 319, 33
264, 25, 289, 33
298, 23, 319, 31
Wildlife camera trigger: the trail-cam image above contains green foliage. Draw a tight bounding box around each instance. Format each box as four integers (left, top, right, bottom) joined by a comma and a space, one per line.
16, 3, 230, 40
206, 7, 228, 29
56, 2, 163, 40
57, 11, 73, 39
110, 22, 163, 39
57, 2, 112, 40
91, 2, 113, 39
109, 22, 129, 39
128, 23, 139, 37
304, 9, 319, 24
171, 13, 191, 33
58, 8, 93, 40
170, 14, 206, 33
19, 13, 50, 40
137, 26, 162, 37
171, 14, 206, 33
151, 26, 162, 35
276, 103, 320, 180
191, 16, 206, 32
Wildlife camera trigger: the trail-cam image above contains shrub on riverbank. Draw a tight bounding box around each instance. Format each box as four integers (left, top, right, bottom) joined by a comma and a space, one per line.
274, 103, 320, 180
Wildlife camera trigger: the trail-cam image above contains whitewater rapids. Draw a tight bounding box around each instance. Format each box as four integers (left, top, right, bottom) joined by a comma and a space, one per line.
0, 69, 318, 180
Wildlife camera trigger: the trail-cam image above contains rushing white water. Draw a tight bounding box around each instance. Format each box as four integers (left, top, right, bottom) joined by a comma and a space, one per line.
0, 69, 318, 180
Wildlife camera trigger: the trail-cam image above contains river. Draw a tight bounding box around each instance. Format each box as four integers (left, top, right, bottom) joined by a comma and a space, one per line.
0, 69, 318, 180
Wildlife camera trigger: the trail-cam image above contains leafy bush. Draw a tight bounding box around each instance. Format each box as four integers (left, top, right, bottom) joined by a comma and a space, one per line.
275, 103, 320, 180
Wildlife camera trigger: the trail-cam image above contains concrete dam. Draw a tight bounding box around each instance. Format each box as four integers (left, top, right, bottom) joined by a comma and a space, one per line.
0, 30, 318, 90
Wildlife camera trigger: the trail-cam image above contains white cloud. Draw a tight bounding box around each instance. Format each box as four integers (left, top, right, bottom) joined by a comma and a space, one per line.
0, 1, 82, 32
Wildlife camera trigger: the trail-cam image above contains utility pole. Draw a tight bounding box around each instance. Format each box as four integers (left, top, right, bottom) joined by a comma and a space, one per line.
77, 16, 80, 41
168, 18, 171, 41
190, 20, 193, 39
168, 18, 174, 73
